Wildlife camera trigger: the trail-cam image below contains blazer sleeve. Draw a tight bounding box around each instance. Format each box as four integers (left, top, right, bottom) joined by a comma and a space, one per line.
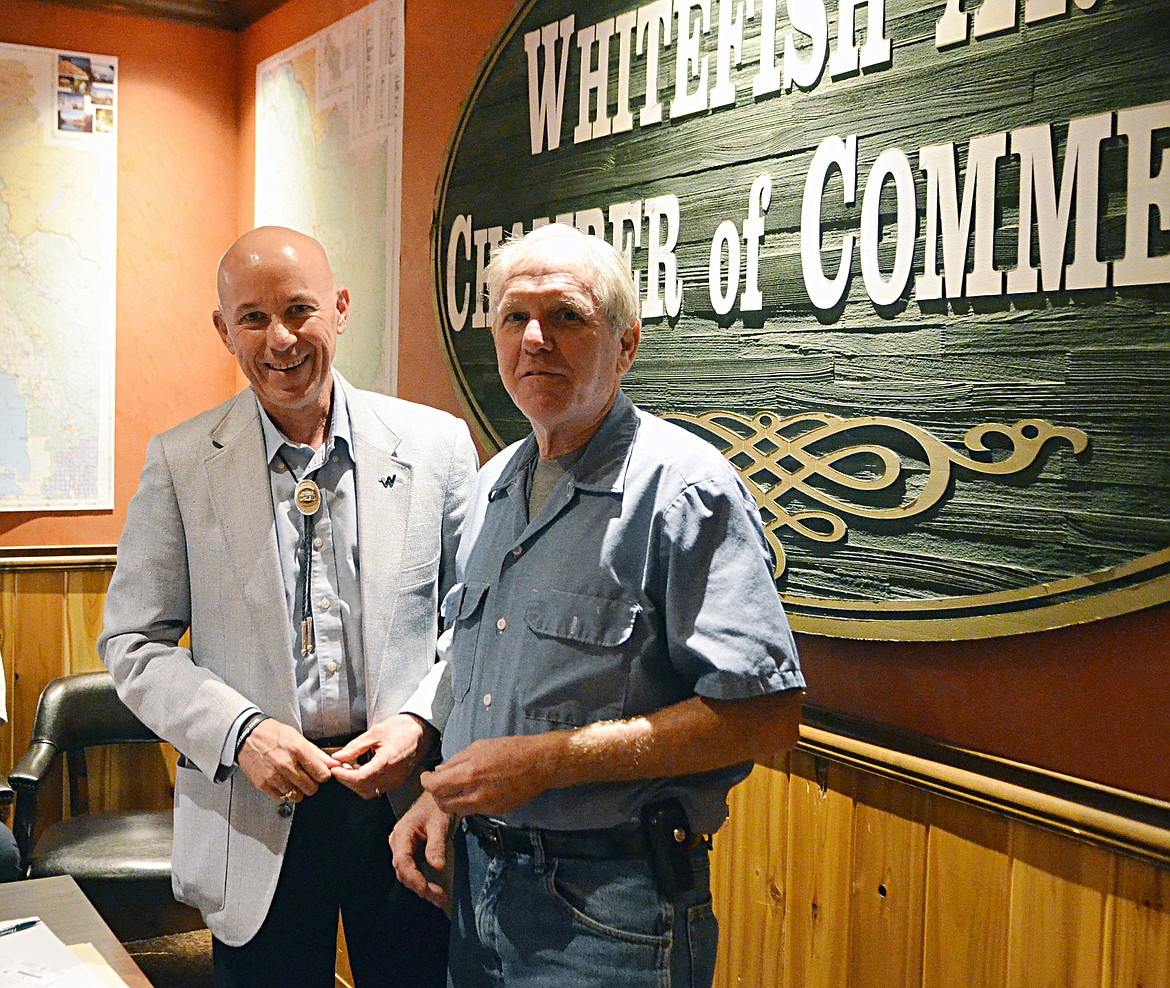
397, 417, 479, 729
98, 434, 255, 776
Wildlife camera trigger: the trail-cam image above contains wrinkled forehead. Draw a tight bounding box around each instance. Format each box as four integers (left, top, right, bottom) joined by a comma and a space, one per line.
499, 242, 599, 302
499, 266, 596, 303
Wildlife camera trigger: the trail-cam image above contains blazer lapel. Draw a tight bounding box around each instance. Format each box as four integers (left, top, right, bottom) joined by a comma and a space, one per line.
203, 392, 297, 712
346, 384, 411, 719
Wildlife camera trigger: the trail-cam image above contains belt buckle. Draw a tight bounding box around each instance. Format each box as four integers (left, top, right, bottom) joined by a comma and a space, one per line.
322, 745, 372, 766
482, 818, 506, 853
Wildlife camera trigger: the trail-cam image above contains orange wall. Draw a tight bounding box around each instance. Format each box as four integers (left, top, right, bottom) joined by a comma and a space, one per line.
802, 606, 1170, 802
2, 0, 1168, 804
0, 2, 242, 547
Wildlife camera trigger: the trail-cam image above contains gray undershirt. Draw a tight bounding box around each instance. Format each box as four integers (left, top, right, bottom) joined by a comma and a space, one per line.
528, 450, 581, 518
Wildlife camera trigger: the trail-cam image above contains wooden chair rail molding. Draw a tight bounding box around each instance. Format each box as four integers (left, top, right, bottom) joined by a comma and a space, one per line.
800, 706, 1170, 868
0, 547, 117, 571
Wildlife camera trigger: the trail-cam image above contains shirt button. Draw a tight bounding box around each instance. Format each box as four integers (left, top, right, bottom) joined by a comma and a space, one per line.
274, 461, 286, 472
512, 546, 523, 558
496, 618, 506, 631
331, 455, 339, 464
483, 693, 492, 707
320, 598, 331, 611
327, 661, 338, 674
313, 537, 323, 550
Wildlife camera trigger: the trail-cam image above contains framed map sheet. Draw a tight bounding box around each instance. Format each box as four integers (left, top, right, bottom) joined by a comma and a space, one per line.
0, 43, 117, 511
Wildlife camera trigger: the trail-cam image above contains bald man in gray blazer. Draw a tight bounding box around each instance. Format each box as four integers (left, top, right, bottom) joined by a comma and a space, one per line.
99, 227, 477, 988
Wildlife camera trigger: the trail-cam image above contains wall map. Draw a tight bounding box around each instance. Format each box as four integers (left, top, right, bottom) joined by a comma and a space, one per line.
432, 0, 1170, 640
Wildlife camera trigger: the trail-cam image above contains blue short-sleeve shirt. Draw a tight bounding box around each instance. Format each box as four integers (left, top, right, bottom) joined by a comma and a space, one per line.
441, 392, 804, 834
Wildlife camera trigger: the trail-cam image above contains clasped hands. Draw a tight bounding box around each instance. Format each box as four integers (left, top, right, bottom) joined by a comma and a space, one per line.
236, 713, 436, 804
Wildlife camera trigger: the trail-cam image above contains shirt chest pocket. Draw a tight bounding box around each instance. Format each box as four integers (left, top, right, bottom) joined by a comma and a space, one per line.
523, 591, 641, 727
442, 581, 490, 700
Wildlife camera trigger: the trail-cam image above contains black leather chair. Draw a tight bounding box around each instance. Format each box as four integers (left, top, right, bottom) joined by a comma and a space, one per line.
9, 671, 203, 941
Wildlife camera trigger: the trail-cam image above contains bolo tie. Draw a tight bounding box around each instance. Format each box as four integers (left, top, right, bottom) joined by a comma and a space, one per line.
292, 472, 323, 657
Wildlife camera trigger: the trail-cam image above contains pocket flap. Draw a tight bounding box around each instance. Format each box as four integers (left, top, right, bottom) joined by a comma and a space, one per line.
441, 581, 490, 624
525, 591, 639, 647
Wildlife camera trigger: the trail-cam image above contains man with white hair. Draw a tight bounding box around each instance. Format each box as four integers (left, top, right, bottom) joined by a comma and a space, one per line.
392, 223, 805, 988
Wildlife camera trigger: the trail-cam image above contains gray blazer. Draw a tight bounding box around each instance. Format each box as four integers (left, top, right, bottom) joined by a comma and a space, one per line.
98, 375, 477, 945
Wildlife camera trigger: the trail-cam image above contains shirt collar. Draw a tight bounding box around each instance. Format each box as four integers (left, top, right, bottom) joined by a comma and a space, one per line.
490, 390, 638, 500
258, 371, 353, 466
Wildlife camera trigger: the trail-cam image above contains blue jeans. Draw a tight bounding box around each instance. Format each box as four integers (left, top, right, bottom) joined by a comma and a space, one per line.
448, 823, 718, 988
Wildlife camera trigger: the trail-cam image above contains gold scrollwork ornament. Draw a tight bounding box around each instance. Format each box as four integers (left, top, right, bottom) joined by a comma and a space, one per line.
666, 410, 1088, 579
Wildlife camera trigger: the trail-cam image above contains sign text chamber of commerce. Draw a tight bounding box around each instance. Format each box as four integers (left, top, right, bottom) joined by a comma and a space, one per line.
432, 0, 1170, 640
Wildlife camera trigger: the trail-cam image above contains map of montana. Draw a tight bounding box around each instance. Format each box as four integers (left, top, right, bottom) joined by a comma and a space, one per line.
0, 44, 116, 510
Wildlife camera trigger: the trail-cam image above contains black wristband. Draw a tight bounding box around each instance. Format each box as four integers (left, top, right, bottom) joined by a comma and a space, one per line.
234, 712, 268, 762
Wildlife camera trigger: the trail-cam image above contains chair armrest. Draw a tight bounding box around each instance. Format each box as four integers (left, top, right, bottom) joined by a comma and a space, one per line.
10, 741, 58, 791
10, 741, 59, 876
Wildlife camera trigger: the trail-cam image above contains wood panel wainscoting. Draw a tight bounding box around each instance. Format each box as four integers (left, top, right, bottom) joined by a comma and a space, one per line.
3, 548, 1169, 987
713, 710, 1170, 988
0, 547, 173, 824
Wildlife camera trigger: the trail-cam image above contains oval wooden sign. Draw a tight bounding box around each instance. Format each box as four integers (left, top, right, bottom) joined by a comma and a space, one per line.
432, 0, 1170, 640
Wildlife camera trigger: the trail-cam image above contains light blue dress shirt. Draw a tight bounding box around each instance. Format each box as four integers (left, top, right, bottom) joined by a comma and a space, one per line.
259, 381, 366, 741
219, 376, 367, 768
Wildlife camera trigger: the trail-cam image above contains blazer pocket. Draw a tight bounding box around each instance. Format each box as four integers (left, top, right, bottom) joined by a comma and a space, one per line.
171, 762, 231, 915
398, 549, 441, 592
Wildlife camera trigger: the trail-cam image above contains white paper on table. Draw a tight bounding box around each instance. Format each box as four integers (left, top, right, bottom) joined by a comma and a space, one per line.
0, 919, 109, 986
68, 944, 129, 988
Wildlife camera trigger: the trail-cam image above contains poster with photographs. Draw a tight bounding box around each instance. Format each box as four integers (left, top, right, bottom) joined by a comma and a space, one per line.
56, 51, 116, 134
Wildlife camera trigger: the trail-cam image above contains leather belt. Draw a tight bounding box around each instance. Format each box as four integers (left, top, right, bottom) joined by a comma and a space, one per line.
312, 733, 362, 756
465, 814, 709, 860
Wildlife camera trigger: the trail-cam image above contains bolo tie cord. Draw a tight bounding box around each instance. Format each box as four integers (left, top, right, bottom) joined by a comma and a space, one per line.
299, 507, 315, 656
